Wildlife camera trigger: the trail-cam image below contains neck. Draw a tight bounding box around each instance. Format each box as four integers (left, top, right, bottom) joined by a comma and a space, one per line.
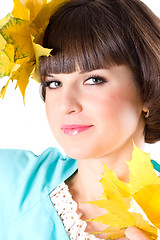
67, 138, 145, 203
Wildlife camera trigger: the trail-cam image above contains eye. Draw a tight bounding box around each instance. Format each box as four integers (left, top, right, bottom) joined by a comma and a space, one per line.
84, 75, 107, 85
43, 80, 62, 89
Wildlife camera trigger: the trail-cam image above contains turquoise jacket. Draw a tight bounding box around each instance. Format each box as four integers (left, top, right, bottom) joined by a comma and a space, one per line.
0, 148, 159, 240
0, 148, 78, 240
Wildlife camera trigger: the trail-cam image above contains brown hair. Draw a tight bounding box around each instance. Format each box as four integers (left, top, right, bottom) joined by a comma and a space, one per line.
40, 0, 160, 143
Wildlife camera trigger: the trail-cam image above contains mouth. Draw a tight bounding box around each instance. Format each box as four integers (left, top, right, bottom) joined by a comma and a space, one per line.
61, 124, 93, 136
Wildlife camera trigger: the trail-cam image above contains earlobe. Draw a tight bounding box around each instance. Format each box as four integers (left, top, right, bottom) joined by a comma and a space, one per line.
142, 107, 150, 118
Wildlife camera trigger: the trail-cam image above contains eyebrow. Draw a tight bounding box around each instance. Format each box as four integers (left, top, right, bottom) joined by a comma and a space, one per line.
45, 74, 57, 78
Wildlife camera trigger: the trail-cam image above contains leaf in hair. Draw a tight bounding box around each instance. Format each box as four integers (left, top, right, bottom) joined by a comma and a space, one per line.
0, 0, 69, 101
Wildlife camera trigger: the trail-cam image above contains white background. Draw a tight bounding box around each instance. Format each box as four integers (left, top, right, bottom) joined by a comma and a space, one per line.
0, 0, 160, 161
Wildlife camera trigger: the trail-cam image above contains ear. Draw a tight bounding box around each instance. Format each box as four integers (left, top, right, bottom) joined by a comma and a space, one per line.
142, 106, 149, 113
142, 106, 150, 118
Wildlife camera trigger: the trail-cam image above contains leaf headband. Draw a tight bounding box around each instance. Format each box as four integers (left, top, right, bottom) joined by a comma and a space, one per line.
0, 0, 69, 101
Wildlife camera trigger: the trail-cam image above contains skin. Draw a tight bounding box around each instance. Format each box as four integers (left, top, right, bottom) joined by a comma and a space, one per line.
45, 65, 150, 239
125, 227, 151, 240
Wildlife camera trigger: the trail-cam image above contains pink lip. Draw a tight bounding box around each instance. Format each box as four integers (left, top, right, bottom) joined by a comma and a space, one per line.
61, 124, 93, 136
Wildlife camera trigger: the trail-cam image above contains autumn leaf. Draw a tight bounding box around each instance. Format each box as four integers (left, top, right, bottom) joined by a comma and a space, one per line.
88, 193, 157, 239
32, 38, 52, 82
12, 0, 30, 20
100, 163, 130, 200
0, 80, 9, 98
1, 18, 34, 60
0, 14, 11, 28
20, 0, 46, 22
88, 144, 160, 239
133, 185, 160, 229
0, 33, 7, 49
0, 44, 18, 78
31, 0, 70, 45
10, 57, 34, 102
0, 0, 69, 100
127, 144, 160, 230
94, 227, 126, 239
127, 144, 160, 193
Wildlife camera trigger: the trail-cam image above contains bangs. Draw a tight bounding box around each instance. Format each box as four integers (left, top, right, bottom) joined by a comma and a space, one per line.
40, 0, 133, 75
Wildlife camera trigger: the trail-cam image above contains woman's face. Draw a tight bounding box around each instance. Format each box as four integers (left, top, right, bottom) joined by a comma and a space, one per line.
45, 65, 145, 160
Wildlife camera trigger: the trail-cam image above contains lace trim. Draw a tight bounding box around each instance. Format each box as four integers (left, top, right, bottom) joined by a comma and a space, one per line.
50, 182, 102, 240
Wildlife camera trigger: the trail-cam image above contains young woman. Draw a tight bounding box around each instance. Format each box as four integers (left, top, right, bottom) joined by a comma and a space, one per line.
0, 0, 160, 239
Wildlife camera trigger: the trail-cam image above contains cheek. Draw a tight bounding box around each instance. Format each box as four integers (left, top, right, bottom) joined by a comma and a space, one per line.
94, 88, 142, 127
45, 99, 58, 130
45, 99, 51, 122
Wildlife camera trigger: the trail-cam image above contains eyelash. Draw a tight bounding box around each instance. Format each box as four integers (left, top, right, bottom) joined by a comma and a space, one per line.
43, 80, 62, 89
84, 75, 107, 85
43, 75, 107, 89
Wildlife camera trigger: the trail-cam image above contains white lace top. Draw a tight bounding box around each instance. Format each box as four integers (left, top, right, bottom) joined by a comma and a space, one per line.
50, 182, 103, 240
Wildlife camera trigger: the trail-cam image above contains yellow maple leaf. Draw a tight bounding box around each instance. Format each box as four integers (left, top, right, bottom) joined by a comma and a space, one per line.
0, 80, 10, 98
0, 0, 69, 100
88, 144, 160, 239
1, 19, 34, 60
31, 36, 52, 82
0, 14, 11, 28
133, 185, 160, 229
31, 0, 70, 45
21, 0, 46, 22
10, 57, 34, 102
127, 144, 160, 193
0, 34, 7, 50
94, 227, 126, 239
100, 163, 130, 200
4, 43, 15, 62
88, 194, 157, 239
0, 44, 16, 77
127, 144, 160, 230
12, 0, 30, 20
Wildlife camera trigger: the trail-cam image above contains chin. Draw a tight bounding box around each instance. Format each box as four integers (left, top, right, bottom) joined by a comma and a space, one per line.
64, 149, 88, 160
62, 143, 107, 160
61, 144, 91, 160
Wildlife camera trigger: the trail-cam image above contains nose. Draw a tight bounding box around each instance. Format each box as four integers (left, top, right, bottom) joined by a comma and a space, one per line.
59, 88, 83, 115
